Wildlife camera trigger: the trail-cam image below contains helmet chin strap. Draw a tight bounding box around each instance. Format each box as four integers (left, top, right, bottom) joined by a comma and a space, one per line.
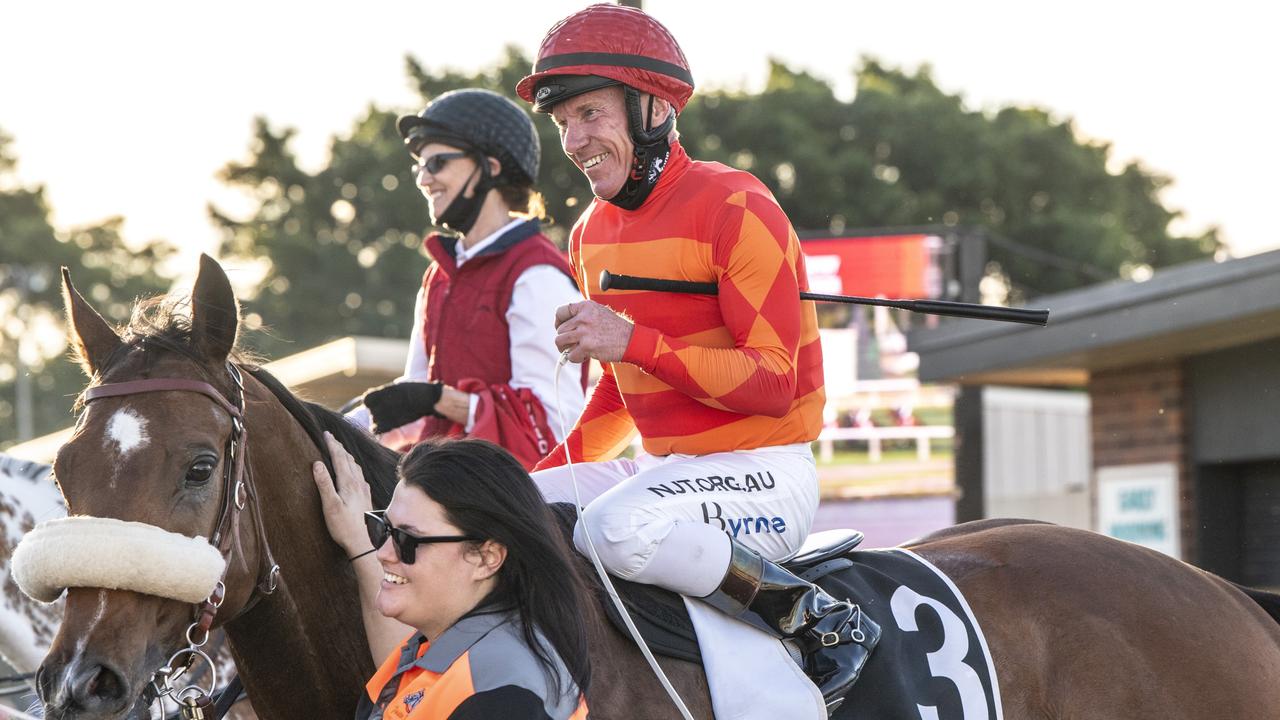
605, 88, 674, 211
436, 158, 495, 235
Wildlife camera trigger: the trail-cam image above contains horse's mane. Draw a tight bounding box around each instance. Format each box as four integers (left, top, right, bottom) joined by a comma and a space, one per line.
245, 366, 399, 508
91, 294, 399, 507
76, 295, 249, 408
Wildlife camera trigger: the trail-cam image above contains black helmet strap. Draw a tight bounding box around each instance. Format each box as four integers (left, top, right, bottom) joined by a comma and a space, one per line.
435, 153, 496, 236
606, 87, 674, 211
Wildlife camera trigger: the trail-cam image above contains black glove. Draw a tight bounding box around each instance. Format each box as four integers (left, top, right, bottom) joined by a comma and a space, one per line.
362, 381, 443, 434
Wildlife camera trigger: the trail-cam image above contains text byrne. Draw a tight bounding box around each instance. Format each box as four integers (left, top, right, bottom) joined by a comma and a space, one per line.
702, 501, 787, 537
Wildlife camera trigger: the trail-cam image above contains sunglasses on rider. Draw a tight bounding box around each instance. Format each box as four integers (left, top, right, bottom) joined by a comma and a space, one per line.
410, 151, 468, 176
363, 510, 481, 565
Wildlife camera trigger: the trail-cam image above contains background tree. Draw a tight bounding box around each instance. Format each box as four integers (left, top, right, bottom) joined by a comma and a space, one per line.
677, 59, 1221, 298
212, 46, 594, 360
212, 112, 430, 358
0, 128, 176, 448
213, 51, 1221, 360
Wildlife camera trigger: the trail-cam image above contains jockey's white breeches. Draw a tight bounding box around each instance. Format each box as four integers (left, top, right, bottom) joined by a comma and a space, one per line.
533, 443, 819, 596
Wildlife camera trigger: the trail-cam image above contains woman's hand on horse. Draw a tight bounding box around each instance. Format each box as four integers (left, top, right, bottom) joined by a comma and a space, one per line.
311, 431, 375, 557
554, 301, 634, 364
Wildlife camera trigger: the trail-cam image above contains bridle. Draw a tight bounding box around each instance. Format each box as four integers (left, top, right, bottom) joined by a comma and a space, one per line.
79, 363, 279, 719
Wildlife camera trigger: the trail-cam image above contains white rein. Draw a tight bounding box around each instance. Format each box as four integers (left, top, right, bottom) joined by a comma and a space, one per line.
553, 350, 695, 720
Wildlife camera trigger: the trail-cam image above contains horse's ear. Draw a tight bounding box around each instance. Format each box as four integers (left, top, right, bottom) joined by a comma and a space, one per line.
62, 267, 123, 377
191, 254, 240, 365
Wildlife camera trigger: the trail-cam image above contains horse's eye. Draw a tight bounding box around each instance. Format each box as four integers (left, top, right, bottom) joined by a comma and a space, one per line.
186, 458, 217, 485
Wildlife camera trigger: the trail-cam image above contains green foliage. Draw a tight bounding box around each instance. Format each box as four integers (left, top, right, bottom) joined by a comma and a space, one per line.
214, 51, 1220, 359
213, 46, 594, 360
212, 112, 430, 357
0, 128, 176, 446
678, 58, 1221, 297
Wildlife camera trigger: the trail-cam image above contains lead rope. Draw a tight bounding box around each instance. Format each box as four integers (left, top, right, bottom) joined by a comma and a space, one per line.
554, 351, 695, 720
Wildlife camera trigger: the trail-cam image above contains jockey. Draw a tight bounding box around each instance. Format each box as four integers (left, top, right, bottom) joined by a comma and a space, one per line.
347, 89, 586, 469
516, 4, 880, 706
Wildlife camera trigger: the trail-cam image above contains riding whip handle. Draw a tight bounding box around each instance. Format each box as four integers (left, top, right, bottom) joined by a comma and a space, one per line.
599, 270, 1050, 326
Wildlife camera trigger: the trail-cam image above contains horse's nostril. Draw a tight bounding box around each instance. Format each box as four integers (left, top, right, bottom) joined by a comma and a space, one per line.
71, 660, 130, 710
89, 663, 125, 701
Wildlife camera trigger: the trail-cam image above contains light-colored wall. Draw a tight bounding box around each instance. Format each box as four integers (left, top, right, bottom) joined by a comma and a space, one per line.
983, 386, 1091, 530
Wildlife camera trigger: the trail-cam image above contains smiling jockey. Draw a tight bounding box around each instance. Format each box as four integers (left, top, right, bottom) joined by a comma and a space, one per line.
517, 4, 879, 711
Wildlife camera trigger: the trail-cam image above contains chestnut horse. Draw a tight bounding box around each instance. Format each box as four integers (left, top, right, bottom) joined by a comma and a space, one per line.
1, 454, 253, 720
27, 255, 1280, 719
30, 256, 708, 720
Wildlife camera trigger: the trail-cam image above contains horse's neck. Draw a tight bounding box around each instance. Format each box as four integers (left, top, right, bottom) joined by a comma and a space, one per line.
223, 387, 374, 719
226, 578, 371, 718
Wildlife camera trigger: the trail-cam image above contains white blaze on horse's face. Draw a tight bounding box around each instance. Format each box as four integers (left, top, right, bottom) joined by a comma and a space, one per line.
106, 409, 148, 456
103, 408, 149, 489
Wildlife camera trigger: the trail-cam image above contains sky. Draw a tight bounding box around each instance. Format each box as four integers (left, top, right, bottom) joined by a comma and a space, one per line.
3, 1, 1277, 268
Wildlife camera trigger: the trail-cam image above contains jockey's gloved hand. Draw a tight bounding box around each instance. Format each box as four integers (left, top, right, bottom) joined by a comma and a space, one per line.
362, 381, 443, 433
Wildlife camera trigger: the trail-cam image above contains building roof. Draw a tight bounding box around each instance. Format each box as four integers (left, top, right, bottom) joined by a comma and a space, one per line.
909, 248, 1280, 386
6, 336, 407, 462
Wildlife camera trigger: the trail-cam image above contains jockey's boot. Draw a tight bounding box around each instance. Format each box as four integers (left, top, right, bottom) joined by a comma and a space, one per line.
701, 539, 880, 708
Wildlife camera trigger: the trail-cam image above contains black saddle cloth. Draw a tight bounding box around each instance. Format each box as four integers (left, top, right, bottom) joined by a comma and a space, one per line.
549, 504, 1002, 718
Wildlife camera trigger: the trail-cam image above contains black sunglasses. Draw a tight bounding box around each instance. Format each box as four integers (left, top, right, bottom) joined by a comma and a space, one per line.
363, 510, 481, 565
410, 151, 468, 176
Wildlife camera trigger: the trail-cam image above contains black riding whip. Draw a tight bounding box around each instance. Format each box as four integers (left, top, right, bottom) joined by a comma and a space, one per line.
599, 271, 1049, 326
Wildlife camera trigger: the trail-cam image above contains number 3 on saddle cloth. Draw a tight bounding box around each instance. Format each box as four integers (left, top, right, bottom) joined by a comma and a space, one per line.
551, 502, 1004, 720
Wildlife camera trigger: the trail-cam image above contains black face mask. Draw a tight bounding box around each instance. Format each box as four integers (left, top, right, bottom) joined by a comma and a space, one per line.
434, 154, 495, 235
605, 88, 675, 211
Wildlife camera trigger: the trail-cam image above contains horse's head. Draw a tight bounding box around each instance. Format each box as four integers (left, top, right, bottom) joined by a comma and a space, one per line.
21, 255, 270, 719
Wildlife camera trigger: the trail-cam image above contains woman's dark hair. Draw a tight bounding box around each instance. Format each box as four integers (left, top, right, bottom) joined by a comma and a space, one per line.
496, 177, 547, 221
399, 439, 591, 697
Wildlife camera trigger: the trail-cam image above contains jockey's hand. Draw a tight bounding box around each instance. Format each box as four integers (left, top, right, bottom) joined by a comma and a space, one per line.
311, 431, 374, 558
554, 301, 634, 364
362, 381, 443, 433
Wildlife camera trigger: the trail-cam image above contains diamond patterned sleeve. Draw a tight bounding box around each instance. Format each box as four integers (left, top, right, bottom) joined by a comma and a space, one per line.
621, 190, 803, 417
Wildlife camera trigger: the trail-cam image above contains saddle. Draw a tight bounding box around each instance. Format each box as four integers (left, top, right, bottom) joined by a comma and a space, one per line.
550, 505, 1004, 718
547, 504, 863, 663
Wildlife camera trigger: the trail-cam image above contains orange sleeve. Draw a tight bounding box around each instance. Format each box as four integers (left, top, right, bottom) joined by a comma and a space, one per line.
532, 363, 637, 470
621, 190, 802, 418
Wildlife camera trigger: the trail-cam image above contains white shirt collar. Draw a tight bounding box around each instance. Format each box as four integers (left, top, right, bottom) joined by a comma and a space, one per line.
455, 217, 526, 267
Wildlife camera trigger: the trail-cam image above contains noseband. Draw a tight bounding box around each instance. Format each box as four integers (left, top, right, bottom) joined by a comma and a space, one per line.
79, 364, 280, 716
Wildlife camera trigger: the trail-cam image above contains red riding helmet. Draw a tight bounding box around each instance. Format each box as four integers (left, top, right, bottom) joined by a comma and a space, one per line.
516, 3, 694, 113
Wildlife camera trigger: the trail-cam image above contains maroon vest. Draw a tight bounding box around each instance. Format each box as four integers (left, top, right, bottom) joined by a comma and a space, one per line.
416, 221, 575, 437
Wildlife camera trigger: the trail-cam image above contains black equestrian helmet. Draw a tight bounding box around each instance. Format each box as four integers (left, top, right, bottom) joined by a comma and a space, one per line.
397, 89, 541, 185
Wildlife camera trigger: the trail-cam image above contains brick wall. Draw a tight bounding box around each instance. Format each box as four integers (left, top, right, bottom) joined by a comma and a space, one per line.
1090, 361, 1195, 561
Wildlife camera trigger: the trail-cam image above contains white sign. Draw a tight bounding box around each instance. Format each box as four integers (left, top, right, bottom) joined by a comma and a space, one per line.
1096, 463, 1180, 558
805, 254, 843, 295
817, 328, 857, 402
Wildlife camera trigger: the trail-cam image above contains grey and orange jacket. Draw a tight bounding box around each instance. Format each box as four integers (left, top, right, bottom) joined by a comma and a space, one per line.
358, 609, 588, 720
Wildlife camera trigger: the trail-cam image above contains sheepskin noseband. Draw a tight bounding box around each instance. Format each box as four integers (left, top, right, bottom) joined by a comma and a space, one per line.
12, 516, 227, 604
